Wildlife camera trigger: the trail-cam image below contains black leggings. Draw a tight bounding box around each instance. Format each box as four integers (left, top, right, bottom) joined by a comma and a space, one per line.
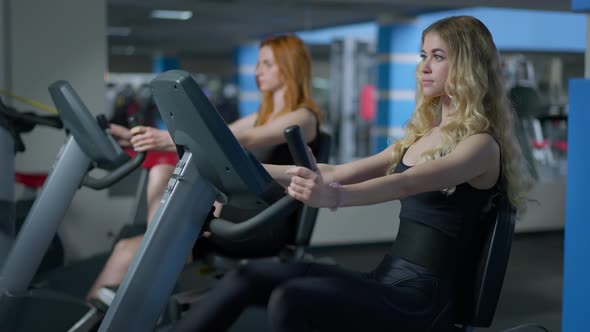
171, 254, 453, 332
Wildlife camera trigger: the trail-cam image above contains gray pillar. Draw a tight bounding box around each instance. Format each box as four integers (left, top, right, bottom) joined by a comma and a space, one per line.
3, 0, 133, 260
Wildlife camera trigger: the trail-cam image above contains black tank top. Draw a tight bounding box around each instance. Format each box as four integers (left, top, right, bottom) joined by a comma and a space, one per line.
257, 109, 322, 166
393, 150, 498, 239
259, 129, 321, 166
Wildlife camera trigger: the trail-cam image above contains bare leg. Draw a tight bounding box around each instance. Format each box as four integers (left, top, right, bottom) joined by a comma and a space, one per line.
86, 235, 143, 301
86, 164, 174, 300
212, 201, 223, 217
146, 164, 174, 225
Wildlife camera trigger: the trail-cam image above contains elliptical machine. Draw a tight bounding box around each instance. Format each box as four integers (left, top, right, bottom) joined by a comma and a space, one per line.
0, 82, 145, 332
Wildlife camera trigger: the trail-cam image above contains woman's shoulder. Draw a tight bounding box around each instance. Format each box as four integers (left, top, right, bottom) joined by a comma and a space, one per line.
285, 107, 320, 122
456, 132, 499, 157
463, 132, 497, 145
291, 106, 314, 114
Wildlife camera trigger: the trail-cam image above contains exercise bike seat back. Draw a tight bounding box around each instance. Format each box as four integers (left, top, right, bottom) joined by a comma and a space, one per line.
151, 70, 285, 210
451, 191, 517, 331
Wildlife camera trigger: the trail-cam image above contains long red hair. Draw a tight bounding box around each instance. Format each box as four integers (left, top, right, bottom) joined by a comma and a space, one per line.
255, 34, 322, 126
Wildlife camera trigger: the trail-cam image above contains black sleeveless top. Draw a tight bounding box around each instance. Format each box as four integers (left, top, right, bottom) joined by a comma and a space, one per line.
259, 129, 321, 166
393, 151, 498, 239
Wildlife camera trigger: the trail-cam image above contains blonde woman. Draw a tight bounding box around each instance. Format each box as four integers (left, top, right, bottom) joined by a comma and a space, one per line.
172, 16, 532, 332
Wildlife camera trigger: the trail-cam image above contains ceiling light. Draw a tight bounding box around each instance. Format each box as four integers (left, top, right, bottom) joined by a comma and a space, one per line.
111, 45, 136, 56
107, 26, 131, 36
150, 10, 193, 20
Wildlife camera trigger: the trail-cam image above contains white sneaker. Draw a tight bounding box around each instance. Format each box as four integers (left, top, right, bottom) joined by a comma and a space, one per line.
96, 285, 118, 307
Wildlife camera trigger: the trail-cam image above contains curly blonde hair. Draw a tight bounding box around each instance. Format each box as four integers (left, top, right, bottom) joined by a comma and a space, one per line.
386, 16, 533, 214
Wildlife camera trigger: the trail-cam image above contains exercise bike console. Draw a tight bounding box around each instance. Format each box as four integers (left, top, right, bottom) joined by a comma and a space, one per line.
48, 81, 145, 189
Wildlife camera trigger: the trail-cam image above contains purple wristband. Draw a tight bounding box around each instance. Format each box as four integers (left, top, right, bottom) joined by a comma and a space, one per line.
328, 181, 342, 212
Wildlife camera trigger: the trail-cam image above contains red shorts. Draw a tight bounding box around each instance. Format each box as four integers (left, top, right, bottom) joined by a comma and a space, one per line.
124, 148, 179, 170
15, 172, 48, 188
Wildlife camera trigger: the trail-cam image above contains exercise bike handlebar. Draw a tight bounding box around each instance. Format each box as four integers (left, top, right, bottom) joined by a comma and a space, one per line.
14, 113, 62, 130
284, 125, 314, 168
0, 98, 63, 153
81, 113, 146, 190
0, 97, 63, 130
208, 125, 313, 241
82, 151, 146, 190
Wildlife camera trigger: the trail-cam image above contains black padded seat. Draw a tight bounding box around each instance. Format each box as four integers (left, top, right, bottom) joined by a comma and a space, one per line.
432, 192, 517, 331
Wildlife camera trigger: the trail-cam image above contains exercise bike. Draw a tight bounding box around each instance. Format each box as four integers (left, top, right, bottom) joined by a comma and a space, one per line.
94, 70, 317, 331
0, 83, 145, 332
0, 97, 63, 269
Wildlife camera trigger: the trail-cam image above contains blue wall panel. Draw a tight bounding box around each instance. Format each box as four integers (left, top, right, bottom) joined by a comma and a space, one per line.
562, 79, 590, 332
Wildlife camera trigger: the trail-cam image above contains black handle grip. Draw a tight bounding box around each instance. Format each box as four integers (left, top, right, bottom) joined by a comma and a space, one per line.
127, 114, 142, 128
284, 125, 312, 168
82, 152, 146, 190
32, 114, 63, 129
5, 111, 63, 131
208, 195, 300, 241
96, 114, 109, 130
